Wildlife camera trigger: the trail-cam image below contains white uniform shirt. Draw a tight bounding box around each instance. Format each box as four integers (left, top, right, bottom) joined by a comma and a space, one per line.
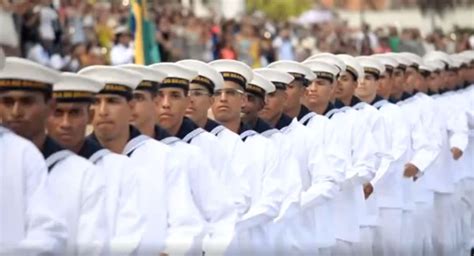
0, 127, 67, 255
78, 138, 144, 255
43, 137, 107, 255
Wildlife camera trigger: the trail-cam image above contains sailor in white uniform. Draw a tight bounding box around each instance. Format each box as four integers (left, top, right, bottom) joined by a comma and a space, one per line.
256, 67, 342, 254
0, 52, 66, 256
79, 65, 198, 255
122, 63, 236, 255
46, 72, 145, 255
209, 59, 287, 255
0, 57, 107, 256
370, 54, 411, 256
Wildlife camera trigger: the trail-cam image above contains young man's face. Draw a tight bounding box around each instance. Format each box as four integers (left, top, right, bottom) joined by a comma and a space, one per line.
377, 71, 392, 97
391, 68, 405, 96
0, 90, 53, 141
284, 80, 305, 112
211, 81, 246, 124
259, 89, 286, 123
304, 78, 333, 106
242, 93, 264, 123
47, 102, 90, 150
427, 72, 439, 91
335, 71, 356, 100
186, 83, 213, 124
446, 70, 458, 90
90, 94, 134, 141
356, 73, 378, 100
131, 90, 156, 131
155, 87, 189, 131
404, 67, 419, 92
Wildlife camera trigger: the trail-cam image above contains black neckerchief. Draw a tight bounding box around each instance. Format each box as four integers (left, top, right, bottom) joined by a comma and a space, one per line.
78, 138, 105, 160
238, 122, 252, 135
42, 136, 66, 160
322, 102, 335, 116
427, 89, 438, 96
349, 96, 362, 107
252, 118, 273, 134
175, 117, 201, 141
42, 136, 70, 172
275, 114, 293, 130
369, 95, 385, 106
333, 99, 346, 109
204, 118, 221, 133
297, 104, 311, 122
154, 125, 173, 141
401, 91, 412, 101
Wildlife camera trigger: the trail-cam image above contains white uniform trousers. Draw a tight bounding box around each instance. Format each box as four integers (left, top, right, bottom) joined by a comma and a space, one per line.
331, 239, 354, 256
373, 208, 403, 256
413, 201, 434, 256
401, 210, 415, 256
432, 192, 458, 256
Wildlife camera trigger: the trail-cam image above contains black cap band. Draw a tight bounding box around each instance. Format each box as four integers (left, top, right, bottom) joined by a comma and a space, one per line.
137, 80, 160, 93
246, 83, 266, 99
221, 72, 246, 88
191, 75, 215, 94
313, 71, 334, 83
160, 77, 190, 91
0, 79, 52, 93
99, 83, 133, 100
53, 90, 95, 103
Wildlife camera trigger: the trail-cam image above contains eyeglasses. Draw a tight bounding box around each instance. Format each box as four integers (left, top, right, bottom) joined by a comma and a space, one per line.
213, 88, 244, 98
188, 89, 211, 98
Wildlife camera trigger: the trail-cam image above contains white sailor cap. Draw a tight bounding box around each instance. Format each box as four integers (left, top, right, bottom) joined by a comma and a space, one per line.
304, 53, 346, 73
253, 68, 294, 90
53, 72, 104, 102
386, 53, 411, 70
149, 62, 198, 91
0, 57, 60, 93
247, 72, 276, 98
423, 51, 453, 70
114, 25, 130, 35
459, 50, 474, 63
336, 54, 365, 82
267, 60, 316, 85
399, 52, 423, 69
303, 60, 339, 83
177, 59, 224, 93
419, 61, 438, 76
373, 55, 398, 73
356, 56, 385, 78
120, 64, 166, 93
78, 65, 142, 99
451, 54, 471, 68
0, 48, 4, 71
209, 59, 253, 89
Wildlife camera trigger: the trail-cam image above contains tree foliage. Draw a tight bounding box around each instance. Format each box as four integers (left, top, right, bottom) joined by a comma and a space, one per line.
246, 0, 313, 20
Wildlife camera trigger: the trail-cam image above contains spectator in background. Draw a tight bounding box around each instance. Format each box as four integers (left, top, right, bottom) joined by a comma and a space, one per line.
0, 0, 20, 55
95, 13, 114, 50
20, 1, 41, 57
37, 0, 60, 53
399, 28, 425, 56
388, 26, 400, 52
156, 16, 173, 62
218, 32, 238, 60
356, 23, 379, 55
272, 25, 296, 61
236, 19, 261, 67
27, 38, 52, 67
261, 36, 276, 66
110, 26, 134, 65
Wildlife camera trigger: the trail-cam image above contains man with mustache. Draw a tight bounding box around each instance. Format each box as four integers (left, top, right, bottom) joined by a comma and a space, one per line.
0, 57, 107, 255
0, 51, 67, 255
46, 72, 145, 255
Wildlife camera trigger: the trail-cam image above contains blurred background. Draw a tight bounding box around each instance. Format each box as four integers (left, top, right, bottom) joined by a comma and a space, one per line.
1, 0, 473, 71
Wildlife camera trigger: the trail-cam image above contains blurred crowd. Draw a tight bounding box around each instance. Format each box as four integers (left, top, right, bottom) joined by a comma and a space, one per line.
1, 0, 473, 71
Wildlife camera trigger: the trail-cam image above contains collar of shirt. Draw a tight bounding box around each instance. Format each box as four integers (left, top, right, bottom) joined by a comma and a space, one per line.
252, 118, 274, 134
154, 124, 173, 141
42, 136, 73, 172
297, 104, 311, 121
175, 117, 205, 143
78, 138, 110, 163
88, 125, 145, 156
238, 121, 256, 141
275, 113, 293, 130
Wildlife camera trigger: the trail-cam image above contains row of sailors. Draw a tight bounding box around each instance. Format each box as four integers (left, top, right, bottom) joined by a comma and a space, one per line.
0, 47, 473, 256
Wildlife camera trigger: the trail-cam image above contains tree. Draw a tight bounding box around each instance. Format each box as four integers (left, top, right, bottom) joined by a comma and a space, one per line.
246, 0, 313, 20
